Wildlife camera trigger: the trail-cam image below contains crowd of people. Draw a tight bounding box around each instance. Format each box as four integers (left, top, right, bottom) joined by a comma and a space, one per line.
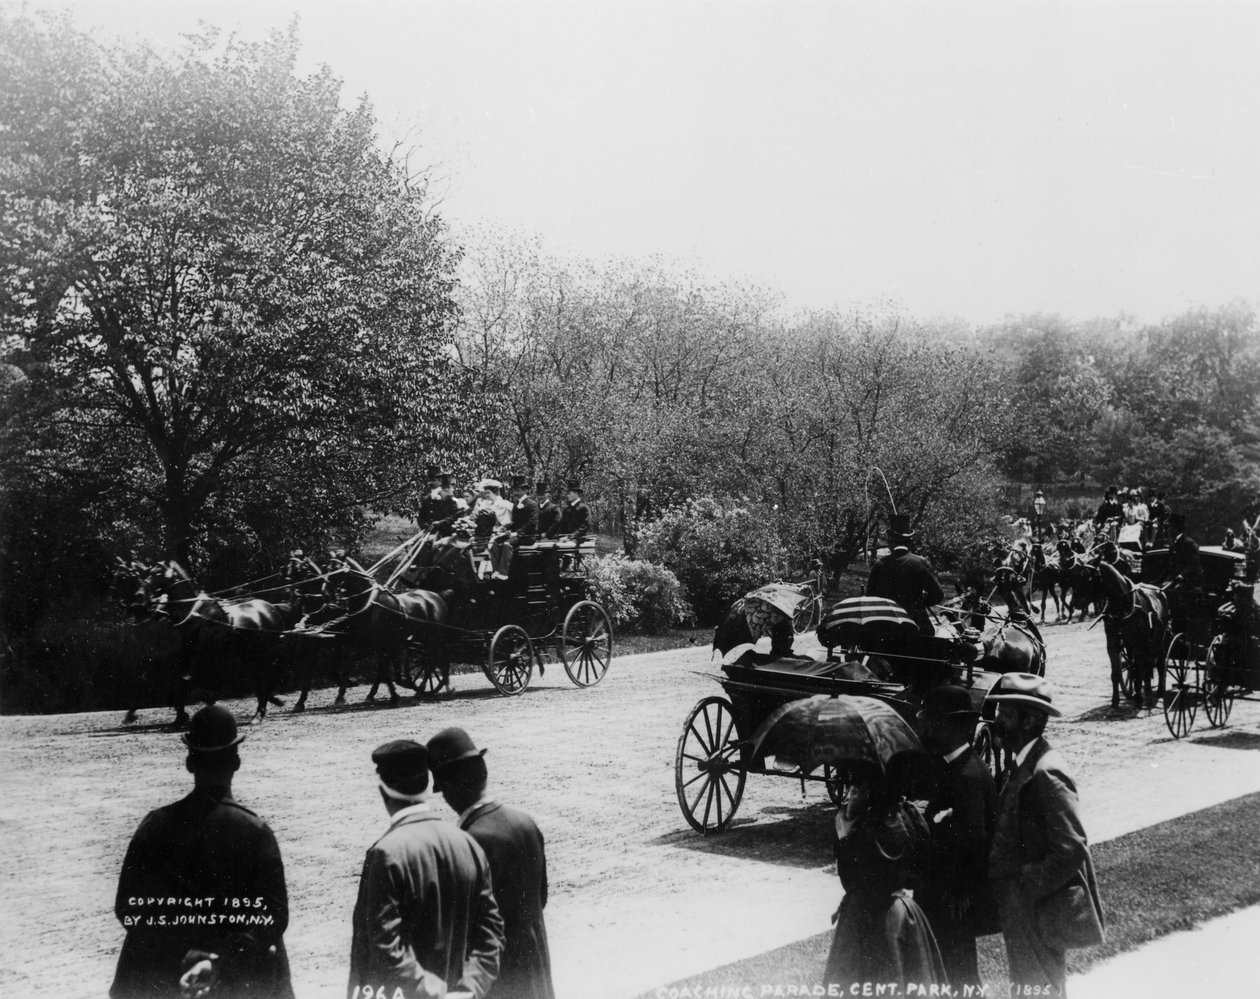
823, 674, 1104, 997
111, 709, 553, 999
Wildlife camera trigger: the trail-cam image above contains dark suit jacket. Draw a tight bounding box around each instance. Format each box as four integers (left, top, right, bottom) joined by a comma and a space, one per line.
462, 802, 555, 999
1170, 533, 1203, 584
989, 738, 1104, 953
537, 500, 560, 539
866, 549, 945, 633
111, 787, 294, 999
511, 496, 539, 542
348, 810, 504, 999
920, 747, 997, 933
557, 500, 589, 537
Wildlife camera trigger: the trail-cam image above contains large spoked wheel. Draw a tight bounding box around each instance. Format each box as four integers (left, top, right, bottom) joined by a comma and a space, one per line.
403, 642, 448, 697
486, 625, 534, 696
823, 762, 852, 807
675, 696, 746, 834
973, 723, 1000, 780
1162, 633, 1198, 739
561, 601, 613, 687
1204, 639, 1235, 728
793, 597, 822, 636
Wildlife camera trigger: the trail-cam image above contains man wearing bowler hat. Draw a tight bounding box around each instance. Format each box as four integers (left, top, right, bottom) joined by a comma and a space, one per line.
111, 705, 294, 999
866, 513, 945, 635
348, 739, 503, 999
916, 685, 997, 990
988, 674, 1104, 996
428, 728, 555, 999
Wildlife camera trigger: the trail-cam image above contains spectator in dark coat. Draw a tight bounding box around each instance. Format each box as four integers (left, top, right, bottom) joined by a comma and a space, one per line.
988, 674, 1105, 995
557, 481, 589, 537
536, 482, 561, 539
348, 740, 503, 999
111, 705, 294, 999
916, 686, 998, 990
866, 514, 945, 635
428, 728, 555, 999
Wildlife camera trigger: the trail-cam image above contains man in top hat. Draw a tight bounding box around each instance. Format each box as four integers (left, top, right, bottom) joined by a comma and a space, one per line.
916, 686, 997, 990
988, 674, 1104, 996
348, 740, 503, 999
536, 481, 560, 540
556, 480, 589, 538
111, 705, 294, 999
428, 728, 555, 999
865, 513, 945, 635
489, 477, 540, 580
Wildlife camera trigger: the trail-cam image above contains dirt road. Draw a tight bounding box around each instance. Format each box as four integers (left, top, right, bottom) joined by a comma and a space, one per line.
4, 617, 1260, 999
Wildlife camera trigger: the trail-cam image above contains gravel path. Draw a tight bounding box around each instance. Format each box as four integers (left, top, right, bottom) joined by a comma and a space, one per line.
3, 616, 1260, 999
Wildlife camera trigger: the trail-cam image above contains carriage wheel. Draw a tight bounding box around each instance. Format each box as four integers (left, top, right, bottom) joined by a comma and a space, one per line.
793, 597, 822, 636
1159, 635, 1196, 739
1204, 639, 1235, 728
560, 601, 613, 687
486, 626, 534, 696
973, 723, 1000, 780
404, 642, 447, 697
822, 762, 848, 806
1115, 646, 1138, 704
675, 696, 745, 834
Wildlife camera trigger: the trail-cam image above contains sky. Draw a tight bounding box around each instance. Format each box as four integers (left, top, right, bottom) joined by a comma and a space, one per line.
18, 0, 1260, 326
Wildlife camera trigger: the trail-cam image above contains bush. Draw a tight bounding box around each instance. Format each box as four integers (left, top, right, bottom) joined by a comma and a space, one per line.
583, 555, 693, 634
636, 497, 789, 625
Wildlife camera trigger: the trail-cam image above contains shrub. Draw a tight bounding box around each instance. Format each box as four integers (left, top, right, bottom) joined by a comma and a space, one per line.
583, 555, 693, 634
636, 497, 789, 625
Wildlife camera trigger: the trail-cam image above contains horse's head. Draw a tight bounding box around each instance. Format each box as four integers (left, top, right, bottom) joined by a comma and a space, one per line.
109, 558, 157, 609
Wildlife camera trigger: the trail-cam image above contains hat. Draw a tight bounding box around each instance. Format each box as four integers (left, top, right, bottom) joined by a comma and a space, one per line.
887, 513, 914, 540
478, 478, 502, 492
986, 672, 1061, 717
917, 684, 980, 720
182, 705, 246, 752
510, 474, 529, 490
1170, 512, 1186, 533
372, 740, 429, 794
438, 471, 452, 485
424, 465, 441, 481
535, 480, 550, 494
426, 727, 487, 772
565, 479, 582, 493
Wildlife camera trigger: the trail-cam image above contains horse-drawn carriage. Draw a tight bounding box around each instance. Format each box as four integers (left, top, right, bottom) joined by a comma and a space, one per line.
317, 529, 613, 699
1154, 545, 1254, 738
673, 593, 1041, 834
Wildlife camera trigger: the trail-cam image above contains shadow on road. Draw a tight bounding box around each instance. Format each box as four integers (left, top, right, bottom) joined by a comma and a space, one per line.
1190, 729, 1260, 751
650, 801, 835, 870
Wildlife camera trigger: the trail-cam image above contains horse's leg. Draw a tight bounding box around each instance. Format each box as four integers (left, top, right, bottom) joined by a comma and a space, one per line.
385, 647, 402, 706
1104, 624, 1124, 711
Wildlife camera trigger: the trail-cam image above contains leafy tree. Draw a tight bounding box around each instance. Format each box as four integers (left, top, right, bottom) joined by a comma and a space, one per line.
0, 13, 482, 570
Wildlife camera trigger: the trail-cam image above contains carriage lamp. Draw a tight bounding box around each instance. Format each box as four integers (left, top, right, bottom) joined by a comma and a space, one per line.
1033, 491, 1047, 541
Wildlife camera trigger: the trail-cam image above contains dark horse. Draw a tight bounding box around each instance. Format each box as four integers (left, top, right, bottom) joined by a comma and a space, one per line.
320, 562, 449, 705
1056, 541, 1103, 623
1027, 543, 1064, 622
122, 561, 289, 727
977, 558, 1048, 677
1092, 557, 1171, 711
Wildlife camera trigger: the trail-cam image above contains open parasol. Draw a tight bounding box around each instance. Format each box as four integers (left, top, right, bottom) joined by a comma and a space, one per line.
712, 584, 810, 655
749, 694, 923, 776
817, 596, 916, 648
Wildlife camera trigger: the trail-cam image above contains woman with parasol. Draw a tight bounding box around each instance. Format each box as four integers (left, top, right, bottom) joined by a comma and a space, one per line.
822, 750, 947, 991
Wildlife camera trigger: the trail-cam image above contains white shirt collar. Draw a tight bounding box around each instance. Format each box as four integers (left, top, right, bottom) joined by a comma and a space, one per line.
943, 743, 969, 764
459, 795, 497, 825
387, 801, 431, 829
1013, 739, 1037, 768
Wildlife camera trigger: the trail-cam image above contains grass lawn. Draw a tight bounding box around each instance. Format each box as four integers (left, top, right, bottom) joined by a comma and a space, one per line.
636, 790, 1260, 996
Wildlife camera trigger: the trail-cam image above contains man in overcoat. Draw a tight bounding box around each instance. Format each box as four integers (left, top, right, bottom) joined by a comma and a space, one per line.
428, 728, 556, 999
111, 705, 295, 999
916, 685, 997, 990
556, 480, 589, 538
988, 674, 1105, 995
536, 481, 560, 539
347, 740, 504, 999
865, 513, 945, 635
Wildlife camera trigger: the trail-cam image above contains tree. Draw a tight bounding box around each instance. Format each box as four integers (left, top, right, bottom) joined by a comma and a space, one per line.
0, 13, 482, 568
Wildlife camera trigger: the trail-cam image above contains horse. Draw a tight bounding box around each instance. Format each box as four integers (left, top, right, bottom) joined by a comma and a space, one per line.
136, 561, 289, 726
980, 565, 1048, 677
1027, 543, 1063, 622
1091, 557, 1171, 711
320, 562, 450, 705
1056, 541, 1103, 622
108, 560, 185, 725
